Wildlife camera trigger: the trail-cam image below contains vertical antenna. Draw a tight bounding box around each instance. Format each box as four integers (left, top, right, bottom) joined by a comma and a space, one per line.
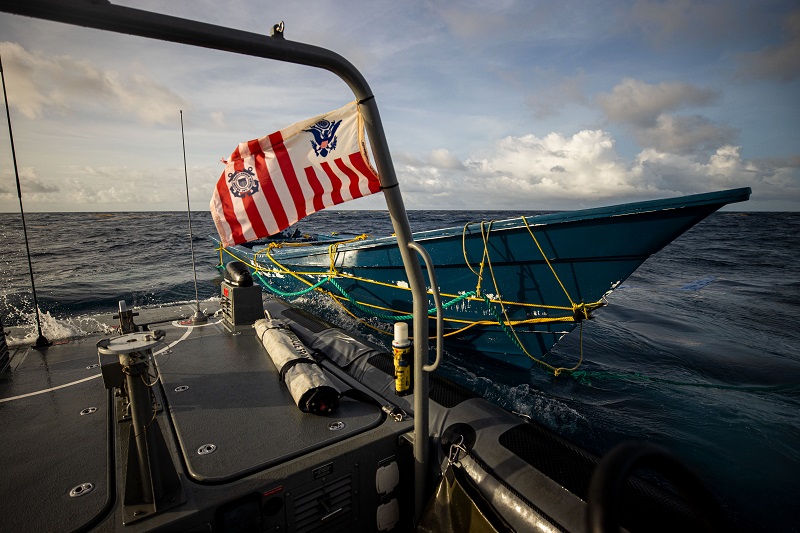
1, 52, 50, 348
180, 110, 207, 324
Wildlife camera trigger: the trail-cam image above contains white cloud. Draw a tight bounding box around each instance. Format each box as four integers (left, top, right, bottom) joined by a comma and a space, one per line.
0, 41, 187, 124
394, 130, 797, 210
0, 163, 216, 210
634, 114, 737, 155
0, 167, 59, 200
462, 130, 646, 198
395, 129, 644, 209
426, 148, 464, 170
597, 78, 719, 127
20, 167, 59, 194
597, 78, 735, 155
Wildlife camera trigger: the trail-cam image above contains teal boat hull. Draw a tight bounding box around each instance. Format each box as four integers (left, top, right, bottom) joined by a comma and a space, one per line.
213, 188, 751, 369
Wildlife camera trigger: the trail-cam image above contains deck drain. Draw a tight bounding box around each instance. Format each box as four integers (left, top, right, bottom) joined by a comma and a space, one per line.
174, 385, 189, 392
69, 483, 94, 497
197, 444, 217, 455
80, 407, 98, 416
328, 421, 346, 431
86, 363, 99, 369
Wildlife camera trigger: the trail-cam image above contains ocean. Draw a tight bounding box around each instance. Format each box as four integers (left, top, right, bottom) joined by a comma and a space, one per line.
1, 209, 798, 531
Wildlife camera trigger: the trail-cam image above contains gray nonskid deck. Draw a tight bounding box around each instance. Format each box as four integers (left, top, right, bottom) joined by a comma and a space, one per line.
0, 305, 402, 532
154, 318, 384, 482
0, 336, 112, 533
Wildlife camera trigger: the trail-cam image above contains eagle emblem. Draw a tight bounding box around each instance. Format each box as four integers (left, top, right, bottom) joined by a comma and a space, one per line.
304, 118, 342, 157
227, 167, 259, 198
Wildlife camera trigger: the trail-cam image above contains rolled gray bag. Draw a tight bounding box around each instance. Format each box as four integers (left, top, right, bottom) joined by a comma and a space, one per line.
254, 318, 340, 415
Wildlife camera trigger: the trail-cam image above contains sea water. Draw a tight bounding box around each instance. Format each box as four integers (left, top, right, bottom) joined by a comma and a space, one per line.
1, 210, 798, 531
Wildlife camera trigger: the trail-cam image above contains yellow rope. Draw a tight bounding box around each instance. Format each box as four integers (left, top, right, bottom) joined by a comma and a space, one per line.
324, 291, 492, 340
322, 290, 575, 327
219, 244, 578, 341
221, 244, 580, 314
260, 244, 320, 287
326, 234, 370, 275
521, 216, 575, 306
217, 220, 604, 374
462, 216, 605, 375
218, 243, 593, 335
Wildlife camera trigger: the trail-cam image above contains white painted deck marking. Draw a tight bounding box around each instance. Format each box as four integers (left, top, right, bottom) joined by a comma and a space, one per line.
0, 324, 196, 403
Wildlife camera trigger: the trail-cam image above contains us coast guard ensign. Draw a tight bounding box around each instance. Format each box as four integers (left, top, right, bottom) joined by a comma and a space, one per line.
210, 101, 381, 247
227, 167, 259, 198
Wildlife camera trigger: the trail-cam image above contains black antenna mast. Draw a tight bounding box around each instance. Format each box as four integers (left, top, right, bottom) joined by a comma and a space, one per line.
180, 110, 207, 324
1, 52, 50, 348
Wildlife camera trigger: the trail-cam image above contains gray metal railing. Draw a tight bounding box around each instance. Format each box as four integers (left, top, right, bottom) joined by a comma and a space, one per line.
1, 0, 439, 519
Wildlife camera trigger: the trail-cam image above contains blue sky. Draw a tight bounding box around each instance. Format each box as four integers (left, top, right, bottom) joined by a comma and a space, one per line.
0, 0, 798, 212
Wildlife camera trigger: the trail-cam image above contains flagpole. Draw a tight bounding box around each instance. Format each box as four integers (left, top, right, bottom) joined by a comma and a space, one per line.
0, 52, 50, 348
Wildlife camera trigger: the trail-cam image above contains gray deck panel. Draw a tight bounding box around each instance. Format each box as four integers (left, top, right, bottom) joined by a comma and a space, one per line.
155, 319, 384, 482
0, 341, 110, 533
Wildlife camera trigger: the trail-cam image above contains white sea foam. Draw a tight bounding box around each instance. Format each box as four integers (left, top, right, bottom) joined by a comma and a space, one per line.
4, 308, 116, 346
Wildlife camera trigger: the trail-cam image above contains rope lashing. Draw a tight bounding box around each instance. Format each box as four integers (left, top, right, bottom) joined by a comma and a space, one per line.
328, 278, 476, 321
463, 216, 607, 375
521, 215, 578, 308
253, 271, 330, 298
327, 234, 369, 275
483, 294, 585, 376
219, 214, 605, 376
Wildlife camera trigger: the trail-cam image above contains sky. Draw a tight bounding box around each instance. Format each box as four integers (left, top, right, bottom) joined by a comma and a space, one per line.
0, 0, 798, 213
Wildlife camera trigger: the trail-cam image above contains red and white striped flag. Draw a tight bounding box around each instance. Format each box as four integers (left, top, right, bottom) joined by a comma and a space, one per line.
210, 101, 382, 247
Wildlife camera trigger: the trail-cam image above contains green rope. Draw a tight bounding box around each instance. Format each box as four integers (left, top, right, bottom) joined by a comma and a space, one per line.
329, 278, 476, 321
253, 271, 330, 298
484, 295, 524, 350
243, 263, 477, 321
483, 295, 576, 375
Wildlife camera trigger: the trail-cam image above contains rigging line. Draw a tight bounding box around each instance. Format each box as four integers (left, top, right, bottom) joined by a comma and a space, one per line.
224, 242, 583, 317
521, 216, 575, 307
180, 110, 207, 324
0, 52, 50, 348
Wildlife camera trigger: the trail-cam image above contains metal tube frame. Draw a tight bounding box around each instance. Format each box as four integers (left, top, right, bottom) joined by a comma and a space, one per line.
122, 352, 158, 504
1, 0, 437, 519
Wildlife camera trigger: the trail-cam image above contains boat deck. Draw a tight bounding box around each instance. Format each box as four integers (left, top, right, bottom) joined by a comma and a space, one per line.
0, 304, 412, 532
1, 334, 112, 532
159, 319, 383, 482
1, 299, 722, 532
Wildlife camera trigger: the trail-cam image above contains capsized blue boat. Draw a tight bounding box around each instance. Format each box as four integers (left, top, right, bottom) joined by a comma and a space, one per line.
213, 187, 751, 369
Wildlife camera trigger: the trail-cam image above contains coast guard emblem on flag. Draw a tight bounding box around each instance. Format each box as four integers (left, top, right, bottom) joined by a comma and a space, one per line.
210, 101, 382, 247
227, 167, 259, 198
304, 118, 341, 157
